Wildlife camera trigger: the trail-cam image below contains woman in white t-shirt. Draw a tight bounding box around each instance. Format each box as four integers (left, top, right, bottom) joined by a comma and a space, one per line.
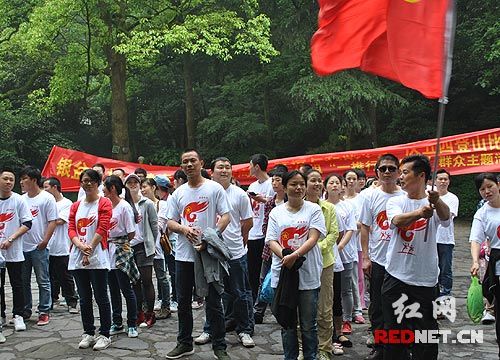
140, 178, 172, 319
68, 169, 112, 351
266, 170, 326, 360
470, 172, 500, 354
103, 175, 139, 338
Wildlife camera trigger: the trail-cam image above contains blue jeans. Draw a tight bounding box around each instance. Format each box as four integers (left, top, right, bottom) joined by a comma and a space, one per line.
108, 269, 137, 328
22, 249, 52, 315
281, 288, 319, 360
73, 269, 111, 337
437, 244, 453, 296
204, 254, 254, 335
176, 260, 226, 350
154, 258, 171, 308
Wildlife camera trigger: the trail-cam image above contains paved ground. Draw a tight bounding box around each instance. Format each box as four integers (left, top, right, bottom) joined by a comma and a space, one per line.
0, 219, 497, 359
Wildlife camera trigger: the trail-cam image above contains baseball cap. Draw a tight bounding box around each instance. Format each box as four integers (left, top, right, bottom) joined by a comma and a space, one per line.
154, 175, 171, 189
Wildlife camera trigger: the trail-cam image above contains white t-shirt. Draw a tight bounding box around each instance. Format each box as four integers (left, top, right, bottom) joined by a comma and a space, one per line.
22, 191, 58, 252
334, 200, 357, 264
436, 191, 459, 245
222, 184, 253, 260
108, 200, 136, 269
167, 179, 231, 262
385, 195, 450, 287
345, 196, 363, 253
49, 197, 73, 256
359, 188, 405, 267
266, 201, 326, 290
68, 199, 110, 270
469, 203, 500, 274
248, 178, 275, 240
154, 200, 168, 260
0, 193, 32, 262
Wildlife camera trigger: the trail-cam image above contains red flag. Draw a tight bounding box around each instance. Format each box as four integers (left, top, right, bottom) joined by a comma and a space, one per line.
311, 0, 455, 99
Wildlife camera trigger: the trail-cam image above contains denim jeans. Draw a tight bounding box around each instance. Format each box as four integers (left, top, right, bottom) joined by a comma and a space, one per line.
340, 262, 354, 321
437, 244, 454, 296
176, 260, 226, 350
204, 254, 254, 335
72, 269, 111, 337
108, 269, 137, 328
281, 288, 319, 360
22, 249, 52, 315
154, 258, 171, 308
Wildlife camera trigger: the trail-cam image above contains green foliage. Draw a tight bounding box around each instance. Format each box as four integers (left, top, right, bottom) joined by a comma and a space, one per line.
449, 175, 481, 219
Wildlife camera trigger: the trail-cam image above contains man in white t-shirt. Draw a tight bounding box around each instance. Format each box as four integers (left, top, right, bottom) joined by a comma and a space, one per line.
166, 150, 231, 360
43, 177, 79, 314
382, 155, 450, 360
360, 154, 404, 360
19, 166, 57, 326
195, 157, 254, 348
0, 167, 32, 332
246, 154, 275, 303
434, 169, 459, 297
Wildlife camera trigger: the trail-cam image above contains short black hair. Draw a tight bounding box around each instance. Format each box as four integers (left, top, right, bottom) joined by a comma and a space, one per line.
324, 173, 343, 188
304, 168, 322, 182
181, 149, 203, 160
436, 169, 451, 179
92, 163, 106, 173
271, 170, 287, 181
134, 167, 147, 177
401, 154, 431, 181
376, 153, 399, 170
272, 164, 288, 174
474, 172, 498, 192
113, 168, 126, 176
0, 166, 16, 176
80, 169, 102, 185
250, 154, 269, 171
353, 168, 366, 180
173, 169, 187, 182
299, 164, 313, 174
210, 157, 231, 171
282, 170, 307, 187
201, 169, 211, 179
343, 169, 358, 180
19, 166, 42, 186
44, 177, 62, 192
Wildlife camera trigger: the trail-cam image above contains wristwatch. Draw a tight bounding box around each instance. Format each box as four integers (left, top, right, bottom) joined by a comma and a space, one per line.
7, 237, 14, 243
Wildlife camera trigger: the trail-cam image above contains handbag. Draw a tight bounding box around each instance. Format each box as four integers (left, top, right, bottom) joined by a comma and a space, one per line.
156, 200, 172, 255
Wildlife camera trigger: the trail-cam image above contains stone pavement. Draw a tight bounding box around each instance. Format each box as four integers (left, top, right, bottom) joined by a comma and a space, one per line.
0, 220, 497, 359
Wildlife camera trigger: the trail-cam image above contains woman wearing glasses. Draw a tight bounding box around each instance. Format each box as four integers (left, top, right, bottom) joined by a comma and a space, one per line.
68, 169, 113, 351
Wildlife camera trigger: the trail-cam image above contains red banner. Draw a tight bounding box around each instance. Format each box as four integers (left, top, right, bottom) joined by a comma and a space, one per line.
232, 128, 500, 185
41, 146, 179, 192
43, 128, 500, 191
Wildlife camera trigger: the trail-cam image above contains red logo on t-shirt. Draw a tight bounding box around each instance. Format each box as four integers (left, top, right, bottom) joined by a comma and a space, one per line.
280, 226, 308, 249
398, 218, 428, 242
0, 212, 15, 231
183, 202, 209, 222
30, 207, 39, 218
109, 218, 118, 231
376, 210, 390, 230
251, 199, 260, 216
77, 216, 96, 237
497, 225, 500, 239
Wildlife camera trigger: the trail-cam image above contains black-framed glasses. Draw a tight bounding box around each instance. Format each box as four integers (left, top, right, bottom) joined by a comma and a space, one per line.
378, 166, 398, 173
80, 179, 96, 185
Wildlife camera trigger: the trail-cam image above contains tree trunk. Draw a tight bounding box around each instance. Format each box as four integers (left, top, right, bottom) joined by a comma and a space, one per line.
107, 49, 131, 160
183, 54, 195, 148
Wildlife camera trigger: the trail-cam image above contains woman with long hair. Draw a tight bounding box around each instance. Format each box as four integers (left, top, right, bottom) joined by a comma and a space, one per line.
304, 169, 339, 360
103, 175, 139, 338
68, 169, 112, 350
267, 170, 326, 360
470, 173, 500, 357
325, 173, 354, 353
124, 174, 158, 328
141, 177, 172, 320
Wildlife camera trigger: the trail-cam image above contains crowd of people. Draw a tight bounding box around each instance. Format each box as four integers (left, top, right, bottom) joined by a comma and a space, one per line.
0, 149, 498, 360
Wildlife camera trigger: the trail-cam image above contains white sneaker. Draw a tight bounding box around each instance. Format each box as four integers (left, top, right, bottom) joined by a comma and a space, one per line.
0, 332, 5, 343
14, 315, 26, 331
238, 332, 255, 348
194, 332, 211, 345
170, 301, 178, 313
138, 321, 148, 328
154, 300, 161, 311
78, 334, 96, 349
481, 310, 496, 324
93, 335, 111, 350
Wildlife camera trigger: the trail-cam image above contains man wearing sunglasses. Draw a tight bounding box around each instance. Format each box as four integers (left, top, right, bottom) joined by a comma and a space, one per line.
360, 154, 404, 360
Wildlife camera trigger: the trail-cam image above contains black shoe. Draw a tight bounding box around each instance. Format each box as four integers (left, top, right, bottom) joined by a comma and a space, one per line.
254, 313, 263, 324
166, 343, 194, 359
364, 348, 383, 360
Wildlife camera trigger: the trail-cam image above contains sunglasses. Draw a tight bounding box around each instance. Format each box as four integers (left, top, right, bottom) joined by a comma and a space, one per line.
377, 166, 398, 173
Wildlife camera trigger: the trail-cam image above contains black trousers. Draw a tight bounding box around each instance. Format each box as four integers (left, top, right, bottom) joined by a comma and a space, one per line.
382, 273, 438, 360
0, 268, 5, 318
369, 262, 386, 351
49, 255, 78, 307
247, 238, 265, 303
6, 261, 25, 317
